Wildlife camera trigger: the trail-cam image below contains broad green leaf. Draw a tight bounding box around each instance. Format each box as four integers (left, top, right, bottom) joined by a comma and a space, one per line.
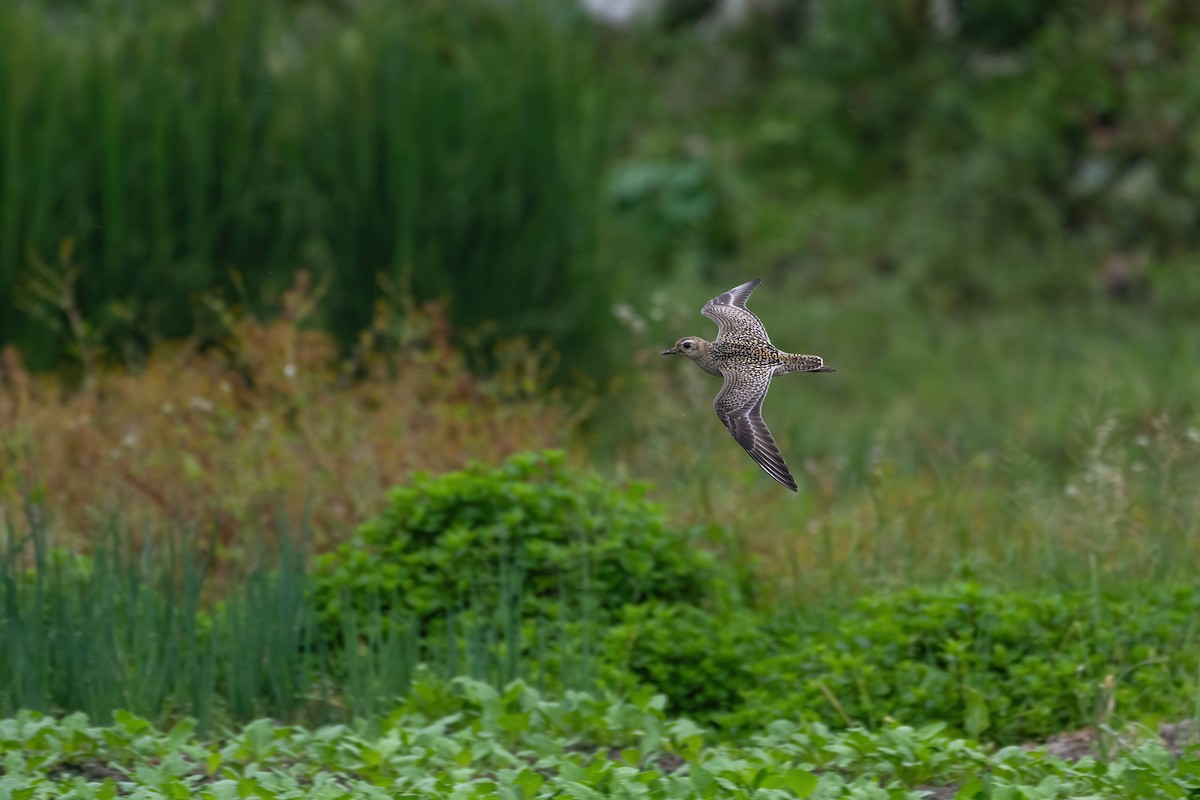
560, 781, 603, 800
498, 713, 530, 733
955, 779, 985, 800
963, 686, 991, 738
238, 777, 278, 799
788, 769, 820, 797
515, 768, 544, 796
166, 718, 196, 750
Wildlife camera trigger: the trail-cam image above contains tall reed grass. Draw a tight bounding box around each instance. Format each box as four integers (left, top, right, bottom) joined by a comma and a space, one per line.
0, 0, 621, 379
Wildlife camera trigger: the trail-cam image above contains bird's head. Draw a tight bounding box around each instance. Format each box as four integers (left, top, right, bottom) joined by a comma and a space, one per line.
661, 337, 708, 360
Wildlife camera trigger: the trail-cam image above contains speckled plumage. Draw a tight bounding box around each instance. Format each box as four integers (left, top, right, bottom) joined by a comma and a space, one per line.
661, 278, 834, 492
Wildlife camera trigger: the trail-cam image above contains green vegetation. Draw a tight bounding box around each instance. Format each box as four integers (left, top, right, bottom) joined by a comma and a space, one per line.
618, 2, 1200, 313
5, 1, 1200, 797
0, 0, 617, 377
312, 451, 727, 627
601, 603, 765, 721
8, 461, 1200, 751
729, 583, 1200, 742
7, 682, 1200, 799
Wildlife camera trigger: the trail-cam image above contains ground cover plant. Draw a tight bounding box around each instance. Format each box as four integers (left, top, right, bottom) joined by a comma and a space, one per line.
7, 680, 1200, 799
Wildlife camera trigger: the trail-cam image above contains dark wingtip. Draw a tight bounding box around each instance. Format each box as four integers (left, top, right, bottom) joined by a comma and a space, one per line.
764, 470, 798, 491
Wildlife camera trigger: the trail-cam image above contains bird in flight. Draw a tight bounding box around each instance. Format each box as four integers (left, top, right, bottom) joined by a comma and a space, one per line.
661, 278, 834, 491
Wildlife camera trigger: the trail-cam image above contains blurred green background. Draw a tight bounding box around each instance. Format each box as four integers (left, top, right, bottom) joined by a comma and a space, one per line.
3, 0, 1200, 593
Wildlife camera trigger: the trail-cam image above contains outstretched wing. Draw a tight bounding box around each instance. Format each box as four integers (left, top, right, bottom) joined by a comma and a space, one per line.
701, 278, 771, 343
713, 366, 797, 491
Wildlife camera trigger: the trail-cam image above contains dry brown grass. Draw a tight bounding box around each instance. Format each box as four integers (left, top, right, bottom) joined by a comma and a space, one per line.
0, 275, 572, 557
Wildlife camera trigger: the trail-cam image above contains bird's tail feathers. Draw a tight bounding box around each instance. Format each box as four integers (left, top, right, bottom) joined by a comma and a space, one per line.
783, 353, 833, 373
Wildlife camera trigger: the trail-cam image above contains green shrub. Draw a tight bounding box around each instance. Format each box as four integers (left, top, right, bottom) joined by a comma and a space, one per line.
724, 582, 1200, 743
311, 451, 728, 629
601, 602, 767, 722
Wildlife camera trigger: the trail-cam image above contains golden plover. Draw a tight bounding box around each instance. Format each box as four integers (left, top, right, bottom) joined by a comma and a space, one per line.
661, 278, 834, 491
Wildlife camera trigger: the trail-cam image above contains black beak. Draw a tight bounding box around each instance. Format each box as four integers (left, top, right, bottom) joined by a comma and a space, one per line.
661, 348, 678, 356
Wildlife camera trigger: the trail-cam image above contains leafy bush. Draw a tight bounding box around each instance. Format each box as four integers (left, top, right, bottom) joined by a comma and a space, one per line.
601, 602, 767, 721
724, 582, 1200, 743
311, 451, 728, 629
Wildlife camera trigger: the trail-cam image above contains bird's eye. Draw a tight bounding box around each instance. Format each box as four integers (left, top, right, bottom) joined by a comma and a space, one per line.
682, 341, 692, 349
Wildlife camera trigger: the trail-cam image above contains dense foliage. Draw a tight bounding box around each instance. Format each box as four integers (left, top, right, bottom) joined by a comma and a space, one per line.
727, 583, 1200, 742
311, 451, 728, 628
601, 602, 766, 721
589, 581, 1200, 743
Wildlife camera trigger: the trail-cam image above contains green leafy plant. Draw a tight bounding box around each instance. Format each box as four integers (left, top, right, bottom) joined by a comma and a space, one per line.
601, 602, 767, 722
8, 686, 1200, 799
726, 582, 1200, 743
311, 451, 729, 629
